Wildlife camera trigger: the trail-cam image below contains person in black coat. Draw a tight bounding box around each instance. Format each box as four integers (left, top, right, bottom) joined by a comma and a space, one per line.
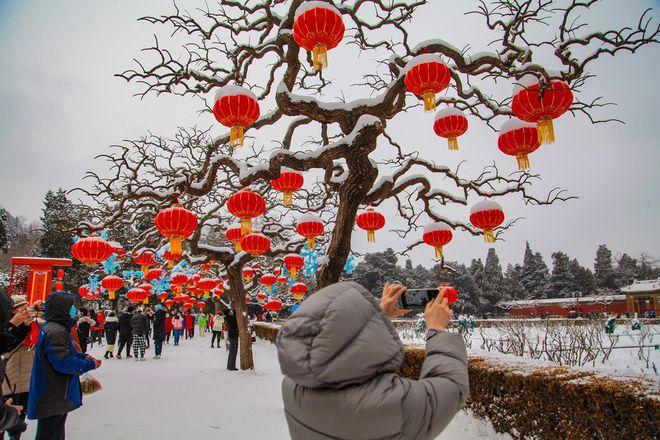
129, 309, 149, 361
152, 306, 166, 359
103, 312, 119, 360
0, 293, 32, 438
116, 307, 134, 359
224, 309, 239, 371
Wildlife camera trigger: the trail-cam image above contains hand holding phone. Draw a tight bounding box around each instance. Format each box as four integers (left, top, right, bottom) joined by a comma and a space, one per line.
425, 289, 452, 331
379, 284, 410, 319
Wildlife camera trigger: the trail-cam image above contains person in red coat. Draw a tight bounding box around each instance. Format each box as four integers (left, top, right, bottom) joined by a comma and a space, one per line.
164, 313, 173, 344
184, 312, 194, 339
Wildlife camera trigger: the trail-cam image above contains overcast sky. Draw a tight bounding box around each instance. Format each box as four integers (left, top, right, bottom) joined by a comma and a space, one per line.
0, 0, 658, 270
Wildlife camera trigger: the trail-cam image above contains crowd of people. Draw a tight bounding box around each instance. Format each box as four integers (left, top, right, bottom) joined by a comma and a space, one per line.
0, 290, 251, 440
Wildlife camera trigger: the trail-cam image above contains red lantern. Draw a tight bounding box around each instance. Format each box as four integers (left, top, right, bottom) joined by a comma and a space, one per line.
197, 278, 217, 298
242, 267, 255, 283
277, 276, 287, 284
78, 285, 91, 299
198, 301, 206, 310
155, 203, 198, 257
138, 283, 152, 294
226, 223, 243, 252
240, 233, 271, 257
293, 2, 345, 71
183, 302, 193, 311
101, 275, 124, 300
173, 295, 186, 304
290, 282, 308, 301
264, 299, 283, 312
108, 241, 125, 258
245, 296, 251, 303
512, 77, 573, 144
498, 118, 541, 171
283, 253, 304, 279
158, 292, 169, 303
71, 236, 113, 266
356, 208, 385, 243
433, 108, 468, 151
126, 288, 148, 304
213, 85, 260, 147
213, 285, 225, 298
146, 268, 165, 283
133, 251, 156, 275
440, 286, 458, 305
423, 222, 453, 259
296, 214, 324, 249
405, 54, 451, 112
470, 200, 505, 243
54, 281, 64, 291
170, 273, 188, 294
164, 299, 175, 308
260, 273, 277, 293
257, 292, 268, 301
273, 267, 281, 276
271, 168, 304, 206
227, 188, 266, 235
163, 250, 179, 268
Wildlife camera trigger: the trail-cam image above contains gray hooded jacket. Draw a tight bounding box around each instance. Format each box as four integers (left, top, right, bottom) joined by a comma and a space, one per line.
277, 281, 469, 440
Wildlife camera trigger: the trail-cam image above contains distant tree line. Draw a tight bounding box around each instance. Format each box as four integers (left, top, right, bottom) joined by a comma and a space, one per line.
349, 243, 659, 315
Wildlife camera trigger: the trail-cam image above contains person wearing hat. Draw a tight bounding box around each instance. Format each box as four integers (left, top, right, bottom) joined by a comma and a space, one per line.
1, 296, 38, 439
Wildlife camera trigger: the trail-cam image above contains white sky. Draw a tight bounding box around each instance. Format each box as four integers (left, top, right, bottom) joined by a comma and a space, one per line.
0, 0, 658, 269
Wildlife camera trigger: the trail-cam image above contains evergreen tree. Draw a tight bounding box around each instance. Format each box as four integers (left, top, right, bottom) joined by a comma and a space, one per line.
520, 242, 549, 298
594, 244, 617, 289
431, 262, 483, 315
0, 209, 7, 253
481, 248, 506, 312
615, 253, 638, 287
568, 259, 595, 296
637, 254, 660, 280
548, 251, 574, 298
469, 258, 485, 289
353, 248, 402, 297
503, 264, 525, 300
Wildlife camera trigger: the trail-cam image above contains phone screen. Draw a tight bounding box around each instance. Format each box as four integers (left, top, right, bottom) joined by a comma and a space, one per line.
400, 288, 440, 310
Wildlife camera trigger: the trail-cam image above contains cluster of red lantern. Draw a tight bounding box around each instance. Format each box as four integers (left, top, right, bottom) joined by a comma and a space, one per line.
293, 2, 345, 71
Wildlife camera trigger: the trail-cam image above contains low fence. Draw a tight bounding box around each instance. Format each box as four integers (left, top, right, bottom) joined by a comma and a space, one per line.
254, 322, 659, 440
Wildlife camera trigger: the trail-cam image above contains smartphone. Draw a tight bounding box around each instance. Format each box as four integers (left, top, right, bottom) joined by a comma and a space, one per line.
400, 288, 440, 310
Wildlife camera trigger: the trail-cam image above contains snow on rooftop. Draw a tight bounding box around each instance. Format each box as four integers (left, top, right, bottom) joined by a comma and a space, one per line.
500, 295, 628, 307
620, 279, 660, 293
294, 1, 341, 20
470, 199, 503, 215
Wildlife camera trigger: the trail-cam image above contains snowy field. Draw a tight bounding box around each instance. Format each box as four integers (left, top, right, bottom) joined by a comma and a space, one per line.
399, 321, 659, 379
25, 335, 510, 439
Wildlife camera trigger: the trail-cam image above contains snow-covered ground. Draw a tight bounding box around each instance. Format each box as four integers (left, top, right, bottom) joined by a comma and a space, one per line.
25, 335, 510, 439
400, 322, 659, 379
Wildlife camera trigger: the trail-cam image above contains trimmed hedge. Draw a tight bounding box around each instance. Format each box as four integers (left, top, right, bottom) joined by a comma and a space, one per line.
255, 323, 659, 439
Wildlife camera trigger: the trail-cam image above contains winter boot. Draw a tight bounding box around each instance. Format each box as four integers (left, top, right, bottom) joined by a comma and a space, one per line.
116, 354, 122, 359
104, 352, 109, 359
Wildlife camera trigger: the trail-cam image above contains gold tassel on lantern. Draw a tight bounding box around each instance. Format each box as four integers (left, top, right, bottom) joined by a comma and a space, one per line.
240, 218, 252, 236
234, 241, 242, 252
537, 117, 555, 144
204, 292, 210, 299
516, 154, 530, 171
291, 267, 298, 279
422, 90, 437, 112
141, 265, 148, 276
170, 237, 182, 256
312, 43, 328, 71
168, 261, 174, 269
448, 137, 459, 151
230, 125, 244, 147
307, 237, 315, 249
109, 291, 116, 300
366, 229, 376, 243
283, 191, 293, 206
434, 246, 444, 259
484, 229, 495, 243
143, 297, 149, 305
